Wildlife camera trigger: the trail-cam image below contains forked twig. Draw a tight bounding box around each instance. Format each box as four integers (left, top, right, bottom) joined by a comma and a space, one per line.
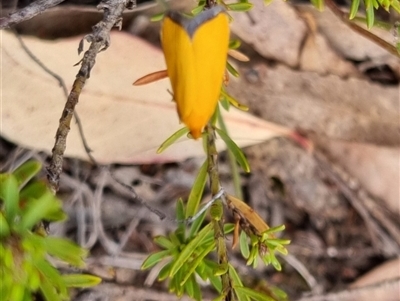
0, 0, 66, 28
46, 0, 134, 193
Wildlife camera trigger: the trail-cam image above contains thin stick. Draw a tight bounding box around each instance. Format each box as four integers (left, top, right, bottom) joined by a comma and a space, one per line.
46, 0, 132, 193
183, 188, 225, 224
0, 0, 66, 28
324, 0, 399, 58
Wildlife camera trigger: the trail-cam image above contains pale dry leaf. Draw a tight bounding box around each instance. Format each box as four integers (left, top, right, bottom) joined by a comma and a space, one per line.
1, 31, 290, 164
230, 0, 307, 67
228, 62, 399, 146
351, 257, 400, 288
319, 139, 400, 216
297, 6, 396, 62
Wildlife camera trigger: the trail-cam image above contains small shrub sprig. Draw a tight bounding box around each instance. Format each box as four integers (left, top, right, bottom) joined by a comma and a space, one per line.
0, 161, 101, 301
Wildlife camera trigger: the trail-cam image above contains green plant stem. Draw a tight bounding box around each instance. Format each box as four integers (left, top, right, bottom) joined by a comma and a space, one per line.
205, 123, 233, 299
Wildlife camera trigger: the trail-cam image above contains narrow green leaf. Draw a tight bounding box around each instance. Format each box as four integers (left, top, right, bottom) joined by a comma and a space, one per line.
191, 275, 202, 301
234, 286, 276, 301
20, 192, 59, 230
0, 212, 10, 237
150, 12, 164, 22
229, 265, 251, 301
263, 252, 272, 265
217, 108, 243, 199
310, 0, 324, 11
158, 261, 173, 281
213, 294, 226, 301
186, 160, 208, 218
227, 2, 253, 11
20, 182, 66, 223
228, 264, 244, 287
19, 181, 47, 200
349, 0, 360, 19
275, 244, 289, 255
184, 275, 195, 299
169, 231, 181, 246
379, 0, 390, 10
265, 238, 291, 247
154, 236, 175, 250
188, 210, 206, 239
220, 94, 231, 111
226, 61, 240, 77
40, 277, 62, 301
192, 4, 205, 15
365, 0, 375, 28
252, 253, 259, 268
203, 259, 222, 292
246, 244, 258, 266
269, 252, 282, 271
157, 127, 190, 153
176, 198, 185, 221
173, 268, 185, 296
28, 268, 41, 291
9, 284, 26, 301
391, 0, 400, 13
220, 89, 249, 111
229, 39, 241, 49
176, 199, 186, 239
35, 259, 66, 297
262, 224, 286, 236
214, 262, 229, 276
271, 285, 288, 300
62, 274, 102, 288
0, 175, 19, 222
12, 161, 42, 189
42, 237, 88, 267
239, 230, 250, 259
215, 127, 250, 173
141, 249, 172, 270
195, 262, 207, 280
224, 223, 235, 234
169, 223, 213, 277
180, 241, 215, 286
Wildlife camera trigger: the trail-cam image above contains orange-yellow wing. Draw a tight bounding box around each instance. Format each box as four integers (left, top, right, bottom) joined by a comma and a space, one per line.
161, 7, 230, 139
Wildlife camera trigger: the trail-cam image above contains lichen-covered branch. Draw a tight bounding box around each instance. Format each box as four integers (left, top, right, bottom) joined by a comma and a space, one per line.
0, 0, 66, 28
46, 0, 134, 193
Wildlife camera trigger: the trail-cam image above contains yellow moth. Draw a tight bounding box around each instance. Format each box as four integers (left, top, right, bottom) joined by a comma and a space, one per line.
135, 7, 230, 139
161, 6, 230, 138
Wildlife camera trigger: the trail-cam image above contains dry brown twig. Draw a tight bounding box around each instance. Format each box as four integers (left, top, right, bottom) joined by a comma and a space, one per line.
0, 0, 66, 28
44, 0, 135, 193
324, 0, 400, 58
